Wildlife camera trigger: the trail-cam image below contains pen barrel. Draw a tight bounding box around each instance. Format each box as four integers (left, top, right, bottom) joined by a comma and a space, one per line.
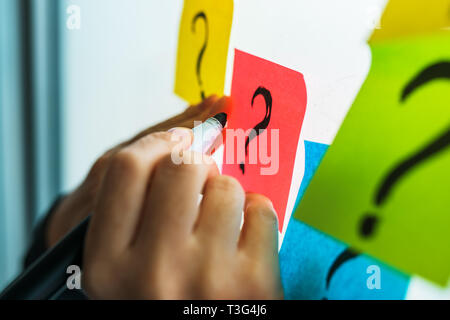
189, 117, 224, 154
0, 216, 90, 300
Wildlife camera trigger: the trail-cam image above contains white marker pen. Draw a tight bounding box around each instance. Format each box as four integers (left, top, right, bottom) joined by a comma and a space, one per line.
189, 112, 227, 155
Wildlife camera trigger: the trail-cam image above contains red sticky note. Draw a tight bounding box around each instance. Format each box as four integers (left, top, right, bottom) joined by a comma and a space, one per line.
222, 50, 307, 231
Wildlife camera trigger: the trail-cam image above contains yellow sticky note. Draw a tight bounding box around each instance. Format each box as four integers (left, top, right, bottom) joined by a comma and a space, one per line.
174, 0, 234, 104
370, 0, 450, 42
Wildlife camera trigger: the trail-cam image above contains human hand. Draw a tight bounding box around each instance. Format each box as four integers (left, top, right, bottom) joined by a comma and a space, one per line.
82, 130, 283, 299
46, 96, 231, 248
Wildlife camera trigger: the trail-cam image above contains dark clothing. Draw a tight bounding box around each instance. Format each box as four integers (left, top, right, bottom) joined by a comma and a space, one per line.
23, 196, 87, 299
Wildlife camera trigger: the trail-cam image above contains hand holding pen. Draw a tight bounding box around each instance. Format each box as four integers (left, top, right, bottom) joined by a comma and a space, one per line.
82, 112, 282, 299
1, 96, 282, 300
46, 96, 231, 249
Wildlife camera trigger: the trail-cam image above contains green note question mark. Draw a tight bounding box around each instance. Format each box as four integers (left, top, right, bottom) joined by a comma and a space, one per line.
296, 32, 450, 285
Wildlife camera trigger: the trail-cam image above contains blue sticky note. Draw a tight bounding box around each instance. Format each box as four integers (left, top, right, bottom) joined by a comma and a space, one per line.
293, 141, 329, 210
280, 140, 409, 299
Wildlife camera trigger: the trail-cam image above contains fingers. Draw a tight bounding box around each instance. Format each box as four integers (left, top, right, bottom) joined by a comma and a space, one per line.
238, 194, 282, 300
239, 193, 279, 259
123, 95, 230, 147
143, 95, 219, 132
163, 95, 231, 130
135, 152, 220, 249
184, 95, 220, 117
195, 175, 245, 251
205, 95, 233, 118
86, 129, 193, 257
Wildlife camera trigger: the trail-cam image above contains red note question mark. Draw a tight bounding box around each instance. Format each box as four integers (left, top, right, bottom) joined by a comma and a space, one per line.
239, 87, 273, 174
223, 49, 307, 232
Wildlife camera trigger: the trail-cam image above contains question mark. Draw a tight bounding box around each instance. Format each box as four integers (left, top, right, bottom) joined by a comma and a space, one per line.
360, 61, 450, 237
192, 12, 209, 101
239, 86, 273, 174
322, 247, 359, 300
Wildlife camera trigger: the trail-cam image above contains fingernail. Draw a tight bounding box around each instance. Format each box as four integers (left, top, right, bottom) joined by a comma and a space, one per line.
211, 96, 233, 115
168, 127, 193, 146
198, 95, 219, 110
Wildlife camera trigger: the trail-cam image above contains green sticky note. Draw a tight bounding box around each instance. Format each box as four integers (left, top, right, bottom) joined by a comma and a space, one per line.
295, 32, 450, 285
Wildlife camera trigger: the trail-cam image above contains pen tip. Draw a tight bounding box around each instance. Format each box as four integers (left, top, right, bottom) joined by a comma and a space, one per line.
213, 112, 227, 128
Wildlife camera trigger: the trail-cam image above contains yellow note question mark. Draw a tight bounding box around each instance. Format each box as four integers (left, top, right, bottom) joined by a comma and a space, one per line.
192, 12, 208, 101
174, 0, 234, 104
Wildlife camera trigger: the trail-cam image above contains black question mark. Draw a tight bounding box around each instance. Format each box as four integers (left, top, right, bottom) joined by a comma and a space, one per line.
192, 12, 209, 101
239, 87, 273, 174
322, 247, 359, 300
360, 61, 450, 237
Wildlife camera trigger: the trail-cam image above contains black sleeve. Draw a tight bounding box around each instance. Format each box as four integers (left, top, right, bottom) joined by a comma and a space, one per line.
22, 196, 90, 300
23, 196, 64, 269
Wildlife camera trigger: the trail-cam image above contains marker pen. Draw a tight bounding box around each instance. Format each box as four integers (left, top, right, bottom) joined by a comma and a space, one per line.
189, 112, 227, 154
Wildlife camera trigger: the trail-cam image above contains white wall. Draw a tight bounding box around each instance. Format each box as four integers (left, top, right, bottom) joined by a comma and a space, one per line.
61, 0, 186, 191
